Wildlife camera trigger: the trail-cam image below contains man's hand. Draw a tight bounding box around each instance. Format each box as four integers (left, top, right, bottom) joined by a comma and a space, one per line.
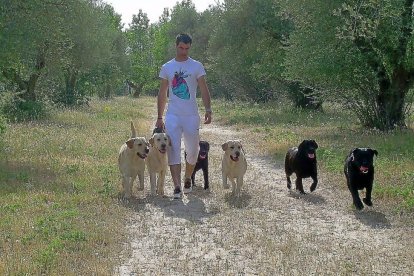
156, 118, 165, 129
204, 112, 212, 124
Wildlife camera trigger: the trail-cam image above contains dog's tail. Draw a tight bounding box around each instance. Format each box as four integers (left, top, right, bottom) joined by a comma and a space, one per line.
130, 121, 137, 138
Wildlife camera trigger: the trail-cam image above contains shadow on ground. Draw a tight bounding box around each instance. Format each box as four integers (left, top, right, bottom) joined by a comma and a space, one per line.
354, 209, 392, 229
287, 190, 326, 205
224, 192, 252, 208
119, 191, 217, 223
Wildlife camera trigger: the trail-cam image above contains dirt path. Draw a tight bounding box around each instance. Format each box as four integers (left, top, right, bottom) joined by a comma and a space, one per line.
115, 122, 414, 275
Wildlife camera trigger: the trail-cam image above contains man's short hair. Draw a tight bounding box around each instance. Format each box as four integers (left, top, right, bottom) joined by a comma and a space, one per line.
176, 33, 192, 45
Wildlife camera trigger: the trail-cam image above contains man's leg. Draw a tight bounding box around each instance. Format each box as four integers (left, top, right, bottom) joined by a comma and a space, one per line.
165, 114, 183, 198
184, 162, 196, 180
170, 164, 181, 189
183, 115, 200, 193
183, 161, 196, 193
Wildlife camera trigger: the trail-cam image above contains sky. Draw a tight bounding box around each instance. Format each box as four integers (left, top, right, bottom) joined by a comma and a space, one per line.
107, 0, 222, 27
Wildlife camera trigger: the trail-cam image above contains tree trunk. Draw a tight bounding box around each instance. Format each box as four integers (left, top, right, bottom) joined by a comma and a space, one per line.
23, 47, 46, 101
288, 81, 322, 110
64, 69, 78, 106
126, 79, 144, 98
375, 67, 411, 130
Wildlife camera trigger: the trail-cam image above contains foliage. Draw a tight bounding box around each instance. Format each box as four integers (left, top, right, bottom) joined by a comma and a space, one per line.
125, 10, 157, 97
0, 90, 47, 121
0, 0, 128, 111
207, 0, 292, 102
283, 0, 414, 130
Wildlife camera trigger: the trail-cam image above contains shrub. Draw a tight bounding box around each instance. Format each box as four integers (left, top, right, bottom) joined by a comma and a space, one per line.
0, 91, 48, 122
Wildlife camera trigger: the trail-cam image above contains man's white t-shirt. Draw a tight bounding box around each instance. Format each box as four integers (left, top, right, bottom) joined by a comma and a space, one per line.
159, 57, 206, 116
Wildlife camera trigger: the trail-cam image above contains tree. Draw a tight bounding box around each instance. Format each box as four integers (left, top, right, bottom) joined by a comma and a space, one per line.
126, 10, 156, 97
0, 0, 70, 102
207, 0, 292, 102
57, 1, 125, 105
284, 0, 414, 130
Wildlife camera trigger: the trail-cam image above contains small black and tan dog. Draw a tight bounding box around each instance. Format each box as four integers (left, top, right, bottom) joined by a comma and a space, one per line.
344, 148, 378, 210
185, 140, 210, 190
285, 139, 319, 194
152, 127, 165, 134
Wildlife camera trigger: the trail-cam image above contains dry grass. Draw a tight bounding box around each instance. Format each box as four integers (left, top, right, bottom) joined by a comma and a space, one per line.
0, 97, 152, 274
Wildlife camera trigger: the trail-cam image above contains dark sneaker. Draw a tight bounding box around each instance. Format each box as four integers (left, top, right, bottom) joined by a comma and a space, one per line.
173, 186, 182, 199
183, 178, 192, 194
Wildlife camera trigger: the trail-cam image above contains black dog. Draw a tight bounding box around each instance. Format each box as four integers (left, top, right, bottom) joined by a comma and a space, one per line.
344, 148, 378, 210
152, 127, 165, 134
185, 141, 210, 190
285, 140, 319, 194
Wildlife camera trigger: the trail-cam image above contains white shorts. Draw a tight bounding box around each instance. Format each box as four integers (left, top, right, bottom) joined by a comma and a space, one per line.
165, 113, 200, 166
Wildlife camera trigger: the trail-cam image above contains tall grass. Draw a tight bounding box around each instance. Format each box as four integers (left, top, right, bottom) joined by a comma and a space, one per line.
0, 97, 153, 274
213, 99, 414, 211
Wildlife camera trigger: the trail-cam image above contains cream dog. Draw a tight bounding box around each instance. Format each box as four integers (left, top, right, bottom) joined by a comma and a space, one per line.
146, 132, 171, 196
222, 140, 247, 197
118, 121, 149, 198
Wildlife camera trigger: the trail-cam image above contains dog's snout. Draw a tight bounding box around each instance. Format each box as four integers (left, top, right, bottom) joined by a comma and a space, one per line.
235, 151, 240, 157
145, 148, 149, 154
161, 144, 166, 149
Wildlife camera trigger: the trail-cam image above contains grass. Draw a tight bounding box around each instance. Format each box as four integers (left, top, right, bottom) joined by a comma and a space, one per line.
0, 95, 412, 274
0, 97, 153, 274
213, 99, 414, 212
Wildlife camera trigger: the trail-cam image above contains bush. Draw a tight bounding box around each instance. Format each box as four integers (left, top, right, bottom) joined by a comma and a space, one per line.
0, 113, 6, 134
0, 91, 48, 122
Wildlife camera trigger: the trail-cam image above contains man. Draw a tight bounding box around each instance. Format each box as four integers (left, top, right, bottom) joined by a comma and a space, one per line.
156, 33, 212, 199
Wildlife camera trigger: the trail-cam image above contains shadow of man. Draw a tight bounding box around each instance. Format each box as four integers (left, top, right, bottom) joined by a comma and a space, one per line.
152, 194, 215, 223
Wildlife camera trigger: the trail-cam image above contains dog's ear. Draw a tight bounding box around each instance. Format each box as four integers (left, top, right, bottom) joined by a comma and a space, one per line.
126, 138, 135, 149
311, 140, 318, 149
369, 148, 378, 156
149, 137, 154, 146
222, 142, 228, 151
298, 140, 306, 149
350, 148, 360, 161
130, 121, 136, 138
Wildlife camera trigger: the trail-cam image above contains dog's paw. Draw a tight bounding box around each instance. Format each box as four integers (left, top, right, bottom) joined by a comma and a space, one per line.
297, 189, 306, 195
363, 198, 373, 206
137, 186, 144, 191
310, 183, 317, 192
354, 201, 364, 210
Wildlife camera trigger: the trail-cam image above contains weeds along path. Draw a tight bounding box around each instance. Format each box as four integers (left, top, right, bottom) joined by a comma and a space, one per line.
116, 121, 414, 275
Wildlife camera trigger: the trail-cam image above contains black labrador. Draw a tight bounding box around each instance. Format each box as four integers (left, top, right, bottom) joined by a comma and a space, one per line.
185, 140, 210, 190
285, 139, 319, 194
344, 148, 378, 210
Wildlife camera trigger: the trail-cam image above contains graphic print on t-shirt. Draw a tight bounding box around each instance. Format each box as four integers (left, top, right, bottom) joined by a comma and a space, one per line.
172, 69, 190, 100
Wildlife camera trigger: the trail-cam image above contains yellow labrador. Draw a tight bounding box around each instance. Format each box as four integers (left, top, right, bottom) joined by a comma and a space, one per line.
222, 140, 247, 197
118, 121, 149, 198
146, 132, 171, 196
